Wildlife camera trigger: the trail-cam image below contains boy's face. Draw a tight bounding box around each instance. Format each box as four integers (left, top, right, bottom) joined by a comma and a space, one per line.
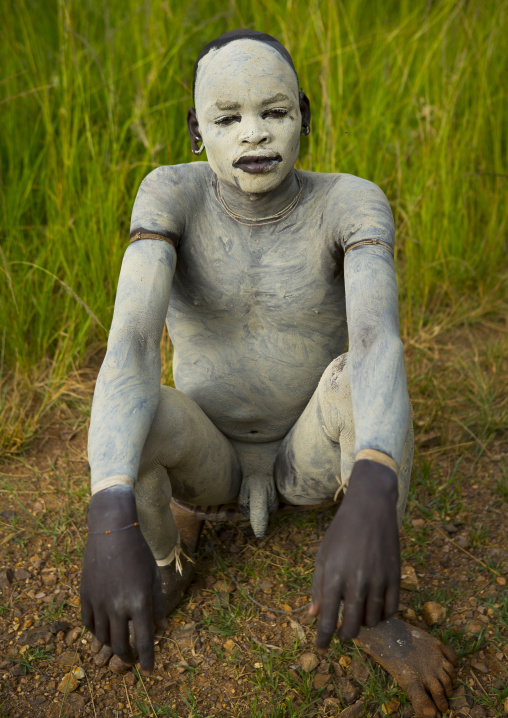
194, 40, 301, 195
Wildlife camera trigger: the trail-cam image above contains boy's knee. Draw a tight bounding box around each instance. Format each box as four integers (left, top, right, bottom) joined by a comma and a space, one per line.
140, 386, 197, 467
316, 354, 353, 441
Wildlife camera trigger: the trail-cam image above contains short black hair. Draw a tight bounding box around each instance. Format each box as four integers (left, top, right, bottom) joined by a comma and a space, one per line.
192, 29, 298, 105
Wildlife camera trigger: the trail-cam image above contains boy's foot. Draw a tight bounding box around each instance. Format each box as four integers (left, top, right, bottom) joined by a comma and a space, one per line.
169, 498, 204, 552
355, 618, 457, 718
159, 539, 196, 616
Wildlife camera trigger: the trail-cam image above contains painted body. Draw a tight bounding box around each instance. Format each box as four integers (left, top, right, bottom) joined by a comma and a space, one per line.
82, 36, 458, 718
89, 39, 409, 502
89, 164, 410, 491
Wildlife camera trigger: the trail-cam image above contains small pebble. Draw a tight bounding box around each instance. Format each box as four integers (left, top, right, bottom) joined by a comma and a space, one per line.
335, 677, 360, 705
400, 565, 419, 591
90, 636, 102, 654
323, 697, 339, 709
94, 644, 113, 667
350, 657, 370, 683
65, 627, 82, 646
422, 601, 446, 626
332, 661, 344, 677
465, 620, 484, 637
298, 652, 319, 672
470, 661, 489, 674
289, 619, 306, 644
57, 673, 79, 694
313, 673, 330, 689
14, 569, 31, 581
381, 699, 400, 715
56, 650, 81, 668
338, 702, 364, 718
317, 659, 329, 674
454, 535, 469, 549
411, 519, 425, 529
443, 523, 458, 534
50, 621, 71, 634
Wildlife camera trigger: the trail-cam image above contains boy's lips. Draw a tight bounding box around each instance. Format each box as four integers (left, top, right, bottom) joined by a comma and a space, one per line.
233, 153, 282, 174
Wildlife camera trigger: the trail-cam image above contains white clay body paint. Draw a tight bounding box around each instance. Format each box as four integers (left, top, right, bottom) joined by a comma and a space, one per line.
87, 37, 413, 543
194, 40, 301, 207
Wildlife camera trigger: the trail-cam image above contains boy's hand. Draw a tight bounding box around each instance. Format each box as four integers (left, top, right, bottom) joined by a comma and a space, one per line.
80, 487, 167, 674
310, 460, 400, 649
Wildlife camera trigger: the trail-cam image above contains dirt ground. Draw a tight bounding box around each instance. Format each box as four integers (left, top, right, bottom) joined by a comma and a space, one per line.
0, 347, 507, 717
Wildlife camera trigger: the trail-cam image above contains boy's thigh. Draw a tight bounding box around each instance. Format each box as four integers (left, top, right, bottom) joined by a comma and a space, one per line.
274, 354, 414, 527
274, 389, 345, 506
140, 385, 242, 505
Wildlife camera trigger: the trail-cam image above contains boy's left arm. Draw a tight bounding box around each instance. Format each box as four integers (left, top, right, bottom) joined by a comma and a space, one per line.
311, 177, 409, 648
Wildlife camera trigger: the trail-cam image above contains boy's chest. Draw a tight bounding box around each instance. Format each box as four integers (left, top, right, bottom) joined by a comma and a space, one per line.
172, 222, 343, 319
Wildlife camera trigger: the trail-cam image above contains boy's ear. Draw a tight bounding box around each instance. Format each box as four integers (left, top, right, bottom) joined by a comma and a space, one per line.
187, 108, 202, 153
299, 91, 311, 135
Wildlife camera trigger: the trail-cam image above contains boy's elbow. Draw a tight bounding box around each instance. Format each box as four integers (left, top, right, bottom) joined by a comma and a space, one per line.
351, 323, 403, 358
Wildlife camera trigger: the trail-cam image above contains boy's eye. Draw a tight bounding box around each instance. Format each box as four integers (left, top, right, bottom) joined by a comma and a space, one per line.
215, 115, 241, 126
264, 108, 289, 119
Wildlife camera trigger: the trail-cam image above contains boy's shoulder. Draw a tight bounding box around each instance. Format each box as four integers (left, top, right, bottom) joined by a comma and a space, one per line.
300, 170, 393, 247
140, 161, 214, 190
131, 163, 215, 240
302, 170, 391, 213
301, 170, 387, 201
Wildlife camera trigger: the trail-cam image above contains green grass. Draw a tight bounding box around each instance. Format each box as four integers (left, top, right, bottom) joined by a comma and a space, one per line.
433, 626, 488, 660
9, 646, 53, 675
39, 599, 70, 624
485, 590, 508, 633
0, 0, 507, 453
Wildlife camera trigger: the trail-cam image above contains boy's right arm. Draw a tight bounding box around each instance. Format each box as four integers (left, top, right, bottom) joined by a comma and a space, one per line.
81, 238, 176, 673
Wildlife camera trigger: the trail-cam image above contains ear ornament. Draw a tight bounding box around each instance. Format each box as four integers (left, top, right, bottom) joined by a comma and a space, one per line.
301, 125, 310, 136
192, 137, 205, 155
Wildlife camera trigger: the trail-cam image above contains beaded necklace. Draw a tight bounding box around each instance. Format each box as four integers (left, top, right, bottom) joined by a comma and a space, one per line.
216, 171, 303, 226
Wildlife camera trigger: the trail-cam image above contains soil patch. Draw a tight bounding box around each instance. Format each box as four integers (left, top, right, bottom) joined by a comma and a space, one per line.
0, 343, 507, 716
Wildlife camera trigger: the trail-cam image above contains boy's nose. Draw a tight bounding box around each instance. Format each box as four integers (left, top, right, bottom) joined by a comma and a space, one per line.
239, 120, 271, 145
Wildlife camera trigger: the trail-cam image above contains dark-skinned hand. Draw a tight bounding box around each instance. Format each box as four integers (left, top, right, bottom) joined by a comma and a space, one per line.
309, 459, 400, 649
80, 486, 167, 674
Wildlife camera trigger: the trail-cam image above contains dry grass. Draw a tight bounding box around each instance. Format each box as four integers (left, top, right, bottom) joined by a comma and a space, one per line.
404, 297, 508, 451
